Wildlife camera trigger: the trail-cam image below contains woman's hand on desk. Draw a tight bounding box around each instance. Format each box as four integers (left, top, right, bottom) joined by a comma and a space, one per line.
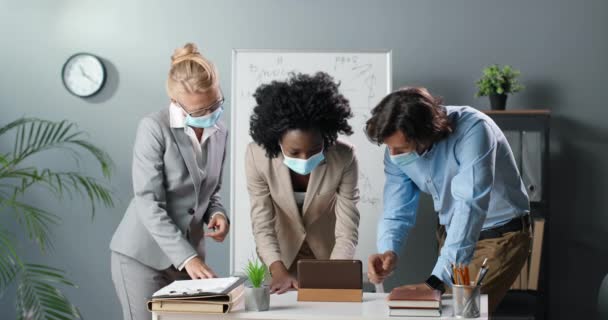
205, 213, 229, 242
367, 250, 398, 284
185, 256, 217, 279
269, 261, 299, 294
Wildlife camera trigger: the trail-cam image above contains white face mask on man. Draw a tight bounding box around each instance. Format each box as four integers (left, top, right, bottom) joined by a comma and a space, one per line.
389, 150, 420, 167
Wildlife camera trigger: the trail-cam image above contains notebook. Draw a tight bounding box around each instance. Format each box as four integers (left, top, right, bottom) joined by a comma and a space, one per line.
387, 287, 442, 309
389, 307, 441, 317
148, 287, 244, 314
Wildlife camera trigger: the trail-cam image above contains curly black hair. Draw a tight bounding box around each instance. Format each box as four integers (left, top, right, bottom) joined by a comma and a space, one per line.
249, 72, 354, 158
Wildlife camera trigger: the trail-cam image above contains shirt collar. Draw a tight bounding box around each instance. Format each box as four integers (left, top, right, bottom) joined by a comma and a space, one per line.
420, 143, 436, 158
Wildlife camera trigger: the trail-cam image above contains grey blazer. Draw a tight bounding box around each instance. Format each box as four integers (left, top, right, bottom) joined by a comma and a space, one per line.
110, 108, 228, 270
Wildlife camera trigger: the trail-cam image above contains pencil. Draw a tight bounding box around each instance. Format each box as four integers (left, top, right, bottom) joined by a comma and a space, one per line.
444, 265, 455, 284
474, 257, 489, 286
477, 267, 490, 286
474, 266, 484, 285
457, 265, 465, 285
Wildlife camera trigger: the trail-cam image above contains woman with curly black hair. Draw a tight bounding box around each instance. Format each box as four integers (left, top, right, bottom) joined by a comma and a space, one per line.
245, 72, 361, 294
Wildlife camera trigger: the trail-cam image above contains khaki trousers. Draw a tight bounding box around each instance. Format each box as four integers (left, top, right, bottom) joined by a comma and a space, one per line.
437, 223, 531, 312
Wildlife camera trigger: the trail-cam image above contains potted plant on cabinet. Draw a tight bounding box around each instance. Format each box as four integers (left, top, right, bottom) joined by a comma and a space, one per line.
475, 64, 524, 110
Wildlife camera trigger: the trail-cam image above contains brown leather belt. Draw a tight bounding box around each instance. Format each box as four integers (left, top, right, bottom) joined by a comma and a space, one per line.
479, 215, 530, 241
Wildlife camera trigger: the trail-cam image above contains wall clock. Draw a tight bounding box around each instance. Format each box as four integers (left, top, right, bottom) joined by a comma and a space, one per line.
62, 53, 106, 97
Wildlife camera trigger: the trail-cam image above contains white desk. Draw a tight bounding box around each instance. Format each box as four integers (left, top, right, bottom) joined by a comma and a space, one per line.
152, 292, 488, 320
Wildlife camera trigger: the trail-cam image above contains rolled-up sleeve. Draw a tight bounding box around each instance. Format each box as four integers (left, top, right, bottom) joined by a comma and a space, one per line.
432, 121, 497, 285
377, 149, 421, 255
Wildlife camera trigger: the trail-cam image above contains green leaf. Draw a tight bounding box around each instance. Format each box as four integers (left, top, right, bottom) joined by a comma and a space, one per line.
69, 140, 113, 179
0, 119, 113, 176
244, 258, 267, 288
0, 118, 115, 218
16, 263, 82, 320
0, 118, 36, 137
0, 153, 9, 167
475, 64, 524, 97
0, 229, 21, 294
1, 198, 60, 252
6, 170, 114, 217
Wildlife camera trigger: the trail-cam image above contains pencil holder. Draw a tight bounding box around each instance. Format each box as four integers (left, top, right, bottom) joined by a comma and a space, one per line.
452, 283, 481, 318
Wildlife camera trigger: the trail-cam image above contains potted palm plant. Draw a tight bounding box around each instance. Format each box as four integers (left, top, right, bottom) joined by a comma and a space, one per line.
243, 258, 269, 311
0, 118, 114, 319
475, 64, 524, 110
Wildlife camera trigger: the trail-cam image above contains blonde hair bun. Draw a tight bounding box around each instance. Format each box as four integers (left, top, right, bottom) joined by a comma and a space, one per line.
171, 43, 201, 64
166, 42, 218, 96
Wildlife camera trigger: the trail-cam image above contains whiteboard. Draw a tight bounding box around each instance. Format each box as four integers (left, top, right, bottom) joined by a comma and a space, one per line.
230, 49, 392, 276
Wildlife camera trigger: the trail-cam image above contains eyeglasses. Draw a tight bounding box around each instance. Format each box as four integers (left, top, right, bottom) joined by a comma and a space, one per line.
177, 97, 224, 117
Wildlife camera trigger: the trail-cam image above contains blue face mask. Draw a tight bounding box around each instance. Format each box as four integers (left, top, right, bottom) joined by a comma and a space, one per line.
281, 147, 325, 175
184, 106, 224, 128
390, 150, 419, 167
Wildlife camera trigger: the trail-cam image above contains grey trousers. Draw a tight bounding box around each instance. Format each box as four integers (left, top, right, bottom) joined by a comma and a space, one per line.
111, 251, 190, 320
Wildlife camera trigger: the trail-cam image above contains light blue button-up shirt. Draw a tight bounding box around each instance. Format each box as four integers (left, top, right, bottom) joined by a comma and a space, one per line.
377, 106, 530, 286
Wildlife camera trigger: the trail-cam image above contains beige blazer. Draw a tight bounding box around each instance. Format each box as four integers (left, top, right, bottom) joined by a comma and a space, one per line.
245, 141, 360, 270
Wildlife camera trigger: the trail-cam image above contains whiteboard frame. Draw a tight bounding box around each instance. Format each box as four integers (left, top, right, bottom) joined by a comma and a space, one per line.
229, 49, 393, 275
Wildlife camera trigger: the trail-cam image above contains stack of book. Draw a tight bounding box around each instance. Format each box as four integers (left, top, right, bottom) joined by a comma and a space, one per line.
147, 277, 245, 314
387, 287, 442, 317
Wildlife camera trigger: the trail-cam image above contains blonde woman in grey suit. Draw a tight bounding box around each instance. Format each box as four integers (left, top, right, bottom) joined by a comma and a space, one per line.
110, 43, 230, 320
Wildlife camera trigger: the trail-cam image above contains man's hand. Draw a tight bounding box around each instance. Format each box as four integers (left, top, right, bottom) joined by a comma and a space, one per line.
367, 251, 398, 284
184, 256, 217, 279
269, 261, 298, 295
205, 213, 229, 242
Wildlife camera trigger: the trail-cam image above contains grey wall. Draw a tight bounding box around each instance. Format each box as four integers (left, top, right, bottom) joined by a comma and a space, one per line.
1, 0, 607, 319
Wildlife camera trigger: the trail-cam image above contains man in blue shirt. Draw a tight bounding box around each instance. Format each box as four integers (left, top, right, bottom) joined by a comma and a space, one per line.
366, 87, 531, 311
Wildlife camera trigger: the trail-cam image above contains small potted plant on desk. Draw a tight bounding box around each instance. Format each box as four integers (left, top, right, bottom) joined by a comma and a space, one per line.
475, 64, 524, 110
244, 258, 270, 311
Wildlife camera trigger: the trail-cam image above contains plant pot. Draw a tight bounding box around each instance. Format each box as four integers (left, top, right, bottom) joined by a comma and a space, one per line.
245, 286, 270, 311
489, 93, 508, 110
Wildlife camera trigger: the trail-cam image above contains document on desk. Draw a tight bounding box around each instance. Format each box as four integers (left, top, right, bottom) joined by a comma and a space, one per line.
152, 277, 243, 299
148, 277, 246, 314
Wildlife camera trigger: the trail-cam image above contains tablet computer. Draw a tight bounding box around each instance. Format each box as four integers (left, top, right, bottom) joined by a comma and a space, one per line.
297, 259, 362, 289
